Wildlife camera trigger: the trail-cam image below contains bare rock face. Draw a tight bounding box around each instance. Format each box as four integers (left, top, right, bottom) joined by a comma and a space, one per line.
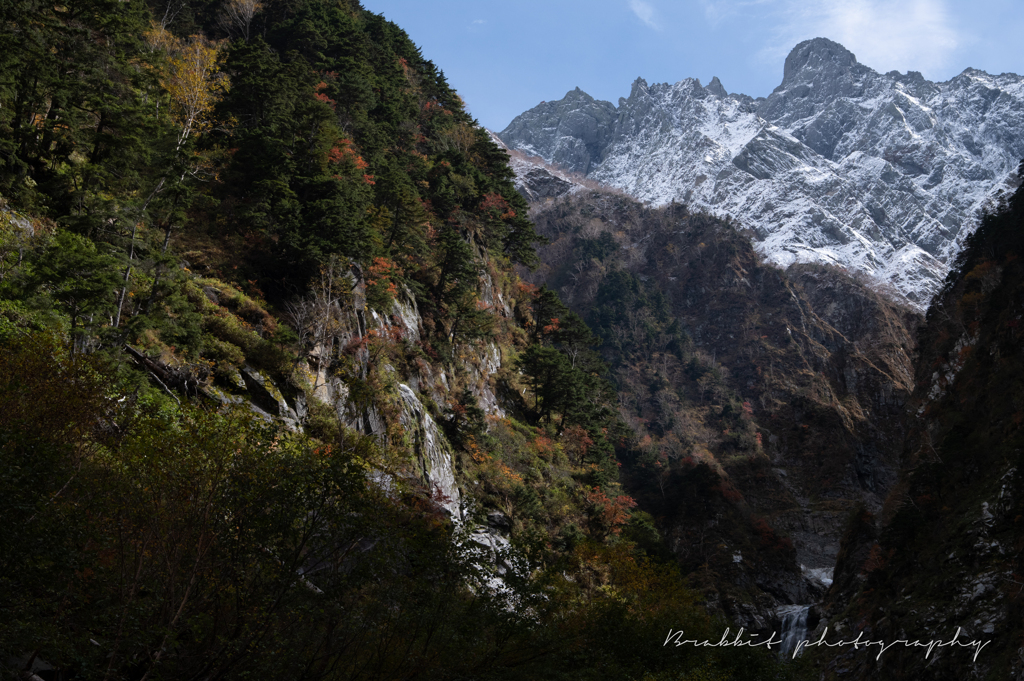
498, 87, 617, 175
513, 166, 577, 203
499, 38, 1024, 309
488, 131, 588, 204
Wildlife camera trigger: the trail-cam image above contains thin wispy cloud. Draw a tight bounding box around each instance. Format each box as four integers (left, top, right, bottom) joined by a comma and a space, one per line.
629, 0, 660, 30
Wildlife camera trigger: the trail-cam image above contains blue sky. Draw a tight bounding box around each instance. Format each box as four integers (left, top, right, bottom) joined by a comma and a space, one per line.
360, 0, 1024, 132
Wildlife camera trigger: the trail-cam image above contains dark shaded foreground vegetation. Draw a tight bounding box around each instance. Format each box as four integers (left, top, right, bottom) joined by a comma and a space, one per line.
0, 332, 797, 681
0, 0, 805, 679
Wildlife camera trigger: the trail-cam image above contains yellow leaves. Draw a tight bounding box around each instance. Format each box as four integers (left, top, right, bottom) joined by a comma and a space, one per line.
144, 22, 179, 54
145, 24, 229, 149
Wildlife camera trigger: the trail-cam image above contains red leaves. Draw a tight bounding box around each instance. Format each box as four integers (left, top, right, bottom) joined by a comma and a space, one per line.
532, 434, 556, 458
715, 480, 743, 504
327, 138, 373, 183
314, 81, 336, 111
751, 514, 793, 552
563, 425, 594, 464
327, 139, 352, 164
586, 486, 637, 536
366, 257, 400, 307
479, 192, 517, 220
515, 281, 539, 300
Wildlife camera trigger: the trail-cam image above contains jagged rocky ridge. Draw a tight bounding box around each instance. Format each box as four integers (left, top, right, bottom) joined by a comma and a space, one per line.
499, 38, 1024, 308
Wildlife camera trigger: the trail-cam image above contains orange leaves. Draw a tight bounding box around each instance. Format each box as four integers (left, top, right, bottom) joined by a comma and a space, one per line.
327, 139, 367, 168
327, 144, 346, 164
366, 325, 405, 344
466, 438, 488, 463
562, 424, 593, 464
542, 317, 560, 334
585, 486, 636, 536
397, 57, 413, 82
342, 325, 404, 363
314, 81, 336, 111
515, 280, 539, 300
366, 256, 400, 307
466, 438, 522, 484
327, 138, 375, 184
421, 100, 451, 116
531, 434, 557, 459
497, 462, 523, 483
714, 480, 743, 504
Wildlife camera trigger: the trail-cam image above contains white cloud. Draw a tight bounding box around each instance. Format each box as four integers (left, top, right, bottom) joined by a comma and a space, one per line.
629, 0, 660, 30
472, 19, 486, 25
774, 0, 960, 74
707, 0, 961, 76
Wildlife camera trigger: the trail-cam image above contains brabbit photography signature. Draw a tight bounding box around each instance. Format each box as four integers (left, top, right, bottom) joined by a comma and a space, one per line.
665, 627, 992, 661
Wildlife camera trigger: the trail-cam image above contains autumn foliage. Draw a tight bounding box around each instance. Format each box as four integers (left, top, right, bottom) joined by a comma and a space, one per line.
586, 486, 638, 537
366, 256, 400, 309
146, 26, 227, 149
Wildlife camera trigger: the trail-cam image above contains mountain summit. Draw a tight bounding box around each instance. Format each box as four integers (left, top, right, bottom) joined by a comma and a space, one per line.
498, 39, 1024, 307
779, 37, 860, 86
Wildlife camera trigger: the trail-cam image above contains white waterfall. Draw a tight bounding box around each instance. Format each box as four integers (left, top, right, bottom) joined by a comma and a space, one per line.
778, 605, 810, 659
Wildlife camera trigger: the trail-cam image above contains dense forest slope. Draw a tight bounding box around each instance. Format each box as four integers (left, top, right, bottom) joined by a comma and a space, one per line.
810, 165, 1024, 680
520, 184, 921, 630
0, 1, 800, 680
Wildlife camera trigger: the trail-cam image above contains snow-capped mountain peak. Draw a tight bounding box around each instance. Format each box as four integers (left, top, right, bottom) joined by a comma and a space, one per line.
498, 39, 1024, 308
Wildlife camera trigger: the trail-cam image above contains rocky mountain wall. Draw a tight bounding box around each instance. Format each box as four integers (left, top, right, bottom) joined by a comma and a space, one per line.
810, 165, 1024, 680
499, 38, 1024, 308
